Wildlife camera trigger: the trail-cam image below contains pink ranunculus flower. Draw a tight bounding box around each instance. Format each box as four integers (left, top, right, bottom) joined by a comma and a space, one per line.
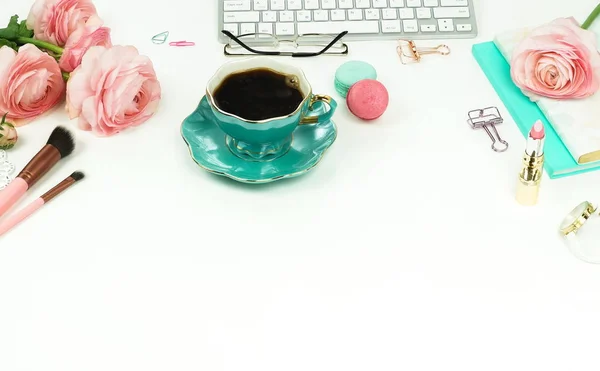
0, 44, 66, 126
66, 45, 161, 136
26, 0, 99, 47
59, 15, 112, 73
510, 17, 600, 101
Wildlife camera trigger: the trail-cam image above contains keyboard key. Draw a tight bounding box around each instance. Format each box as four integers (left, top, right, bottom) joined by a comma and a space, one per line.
389, 0, 404, 6
399, 8, 414, 18
421, 24, 436, 31
348, 9, 363, 20
224, 0, 251, 11
339, 0, 354, 8
297, 20, 380, 34
373, 0, 387, 7
224, 11, 260, 23
314, 9, 329, 20
287, 0, 302, 9
382, 8, 397, 19
381, 19, 401, 32
276, 22, 295, 35
433, 6, 469, 18
253, 0, 268, 10
270, 0, 285, 10
304, 0, 319, 9
403, 19, 418, 31
322, 0, 337, 9
437, 18, 453, 31
365, 9, 380, 19
440, 0, 468, 5
258, 22, 273, 34
331, 9, 346, 20
241, 23, 256, 33
406, 0, 421, 6
279, 11, 294, 21
423, 0, 437, 5
223, 23, 238, 35
262, 11, 277, 21
355, 0, 371, 8
456, 23, 472, 31
416, 7, 431, 18
297, 10, 311, 21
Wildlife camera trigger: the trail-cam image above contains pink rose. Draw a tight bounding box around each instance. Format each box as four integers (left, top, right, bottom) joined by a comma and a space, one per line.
66, 45, 161, 136
59, 15, 112, 73
0, 44, 65, 126
26, 0, 98, 47
511, 17, 600, 100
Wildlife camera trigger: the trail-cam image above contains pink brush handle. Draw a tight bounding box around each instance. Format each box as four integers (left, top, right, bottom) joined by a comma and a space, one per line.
0, 178, 28, 218
0, 197, 44, 236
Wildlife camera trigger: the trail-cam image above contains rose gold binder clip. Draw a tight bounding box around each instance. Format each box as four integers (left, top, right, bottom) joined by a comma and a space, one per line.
397, 39, 450, 64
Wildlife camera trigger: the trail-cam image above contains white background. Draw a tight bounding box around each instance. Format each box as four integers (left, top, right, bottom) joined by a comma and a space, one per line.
1, 0, 600, 370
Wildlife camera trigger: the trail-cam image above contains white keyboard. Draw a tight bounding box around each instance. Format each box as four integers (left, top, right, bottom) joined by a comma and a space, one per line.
218, 0, 478, 43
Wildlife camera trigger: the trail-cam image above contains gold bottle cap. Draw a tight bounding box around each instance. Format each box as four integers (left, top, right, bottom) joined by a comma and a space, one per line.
559, 201, 597, 235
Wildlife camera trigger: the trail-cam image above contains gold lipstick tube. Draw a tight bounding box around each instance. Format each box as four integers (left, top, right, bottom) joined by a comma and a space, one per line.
516, 136, 545, 206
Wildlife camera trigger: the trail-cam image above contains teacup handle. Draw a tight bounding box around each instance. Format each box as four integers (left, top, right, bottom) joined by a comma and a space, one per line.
299, 94, 337, 125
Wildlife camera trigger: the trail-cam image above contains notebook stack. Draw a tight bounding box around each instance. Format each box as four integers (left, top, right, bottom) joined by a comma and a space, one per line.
472, 25, 600, 179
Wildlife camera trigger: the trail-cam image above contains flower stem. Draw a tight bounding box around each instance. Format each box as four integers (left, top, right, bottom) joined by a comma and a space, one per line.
62, 72, 69, 82
582, 3, 600, 29
15, 37, 63, 55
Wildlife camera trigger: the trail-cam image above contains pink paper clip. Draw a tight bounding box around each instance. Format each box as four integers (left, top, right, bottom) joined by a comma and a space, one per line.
169, 40, 195, 47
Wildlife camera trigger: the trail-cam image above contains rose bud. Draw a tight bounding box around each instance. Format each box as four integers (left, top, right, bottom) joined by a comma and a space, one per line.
0, 113, 18, 150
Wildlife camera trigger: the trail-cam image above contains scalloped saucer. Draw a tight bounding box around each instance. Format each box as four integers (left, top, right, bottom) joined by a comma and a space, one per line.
181, 96, 337, 184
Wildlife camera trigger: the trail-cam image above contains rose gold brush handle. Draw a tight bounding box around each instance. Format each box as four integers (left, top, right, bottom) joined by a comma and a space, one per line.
0, 178, 28, 218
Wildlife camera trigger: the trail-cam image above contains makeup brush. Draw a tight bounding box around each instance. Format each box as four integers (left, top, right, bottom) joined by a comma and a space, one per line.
0, 171, 84, 236
0, 126, 75, 217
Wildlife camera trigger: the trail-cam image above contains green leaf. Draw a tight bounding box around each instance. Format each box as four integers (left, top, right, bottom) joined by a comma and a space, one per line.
8, 15, 18, 27
18, 20, 33, 38
0, 38, 17, 51
0, 15, 19, 40
0, 15, 33, 41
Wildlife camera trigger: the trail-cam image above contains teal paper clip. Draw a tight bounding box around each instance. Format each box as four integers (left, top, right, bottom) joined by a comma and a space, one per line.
152, 31, 169, 44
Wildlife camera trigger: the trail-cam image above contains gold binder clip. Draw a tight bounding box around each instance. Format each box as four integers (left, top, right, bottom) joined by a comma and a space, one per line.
397, 39, 450, 64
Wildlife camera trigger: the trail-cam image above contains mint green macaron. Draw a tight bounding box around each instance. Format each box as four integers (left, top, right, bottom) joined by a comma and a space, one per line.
334, 61, 378, 98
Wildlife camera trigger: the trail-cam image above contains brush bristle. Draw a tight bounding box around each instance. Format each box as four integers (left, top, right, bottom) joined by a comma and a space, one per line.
47, 126, 75, 158
70, 171, 84, 181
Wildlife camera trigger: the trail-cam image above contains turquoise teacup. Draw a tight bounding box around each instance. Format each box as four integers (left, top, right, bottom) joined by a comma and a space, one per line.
206, 57, 337, 161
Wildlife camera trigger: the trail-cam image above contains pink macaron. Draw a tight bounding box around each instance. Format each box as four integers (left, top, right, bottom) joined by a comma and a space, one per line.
346, 79, 389, 121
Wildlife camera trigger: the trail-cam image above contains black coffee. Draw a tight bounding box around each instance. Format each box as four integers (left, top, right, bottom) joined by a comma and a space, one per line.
213, 68, 304, 121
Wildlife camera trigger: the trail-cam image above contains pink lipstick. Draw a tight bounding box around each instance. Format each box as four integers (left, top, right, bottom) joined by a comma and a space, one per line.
516, 120, 546, 206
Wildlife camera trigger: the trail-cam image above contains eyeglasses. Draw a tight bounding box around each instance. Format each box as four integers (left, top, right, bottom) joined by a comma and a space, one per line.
221, 30, 349, 57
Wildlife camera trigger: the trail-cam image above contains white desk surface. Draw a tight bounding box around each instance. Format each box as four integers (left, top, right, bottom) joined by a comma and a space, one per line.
2, 0, 600, 370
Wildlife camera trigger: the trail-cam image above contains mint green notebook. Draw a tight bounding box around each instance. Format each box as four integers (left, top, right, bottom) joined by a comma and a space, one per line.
472, 41, 600, 179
